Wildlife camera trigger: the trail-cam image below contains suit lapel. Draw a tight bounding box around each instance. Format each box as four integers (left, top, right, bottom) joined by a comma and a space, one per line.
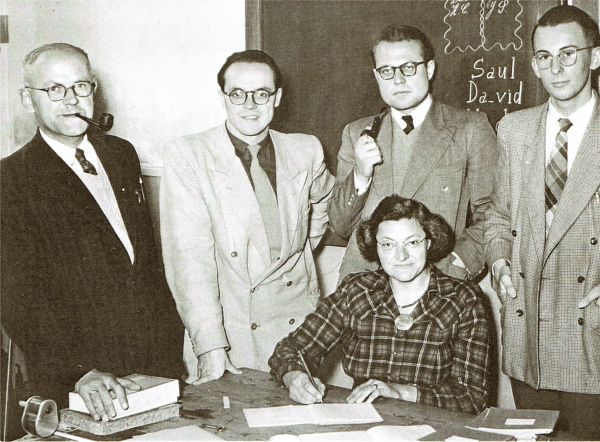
91, 132, 138, 258
210, 126, 271, 274
400, 101, 452, 197
545, 101, 600, 259
253, 130, 308, 285
370, 114, 394, 201
30, 132, 129, 258
522, 105, 547, 264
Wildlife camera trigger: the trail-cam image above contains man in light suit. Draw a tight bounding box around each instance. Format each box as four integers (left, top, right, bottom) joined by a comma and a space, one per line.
328, 25, 497, 282
1, 43, 182, 423
484, 5, 600, 438
160, 50, 335, 384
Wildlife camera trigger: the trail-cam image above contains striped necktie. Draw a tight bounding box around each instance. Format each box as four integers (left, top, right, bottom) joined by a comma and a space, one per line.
247, 144, 281, 261
545, 118, 572, 229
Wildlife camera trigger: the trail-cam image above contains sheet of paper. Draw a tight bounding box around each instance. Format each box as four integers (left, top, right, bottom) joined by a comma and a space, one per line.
505, 418, 535, 426
368, 424, 436, 441
130, 425, 223, 440
244, 403, 382, 428
244, 405, 313, 427
309, 403, 383, 425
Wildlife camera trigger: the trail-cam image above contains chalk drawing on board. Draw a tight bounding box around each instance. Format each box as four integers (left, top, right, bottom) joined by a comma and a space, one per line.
443, 0, 524, 54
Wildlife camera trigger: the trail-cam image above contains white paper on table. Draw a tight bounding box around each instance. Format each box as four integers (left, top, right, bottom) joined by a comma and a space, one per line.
244, 403, 382, 428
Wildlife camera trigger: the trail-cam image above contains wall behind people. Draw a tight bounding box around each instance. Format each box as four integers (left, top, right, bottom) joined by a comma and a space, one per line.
2, 0, 245, 165
249, 0, 598, 171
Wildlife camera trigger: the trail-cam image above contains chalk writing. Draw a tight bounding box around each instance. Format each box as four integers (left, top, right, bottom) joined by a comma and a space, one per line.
466, 56, 524, 116
443, 0, 523, 54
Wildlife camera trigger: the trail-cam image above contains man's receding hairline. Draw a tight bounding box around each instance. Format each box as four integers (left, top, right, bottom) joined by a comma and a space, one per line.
23, 47, 92, 84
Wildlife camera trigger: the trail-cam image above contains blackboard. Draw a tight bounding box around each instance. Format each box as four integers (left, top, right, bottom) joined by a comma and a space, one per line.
248, 0, 561, 171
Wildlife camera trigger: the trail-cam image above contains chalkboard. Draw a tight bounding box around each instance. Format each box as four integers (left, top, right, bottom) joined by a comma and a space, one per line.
248, 0, 560, 171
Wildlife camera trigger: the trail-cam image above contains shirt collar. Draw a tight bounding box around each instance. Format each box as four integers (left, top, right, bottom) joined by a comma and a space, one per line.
548, 90, 596, 124
373, 266, 455, 328
391, 93, 432, 130
226, 124, 271, 156
40, 129, 90, 167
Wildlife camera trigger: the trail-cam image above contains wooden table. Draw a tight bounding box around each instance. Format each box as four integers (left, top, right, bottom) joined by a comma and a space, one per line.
136, 369, 472, 440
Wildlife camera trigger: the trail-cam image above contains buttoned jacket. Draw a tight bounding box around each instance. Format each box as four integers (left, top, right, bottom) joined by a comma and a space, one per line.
0, 131, 183, 405
160, 123, 334, 373
329, 100, 498, 281
484, 100, 600, 393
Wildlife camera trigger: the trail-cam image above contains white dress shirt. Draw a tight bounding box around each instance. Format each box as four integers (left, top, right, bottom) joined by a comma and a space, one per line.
546, 92, 596, 174
40, 130, 135, 263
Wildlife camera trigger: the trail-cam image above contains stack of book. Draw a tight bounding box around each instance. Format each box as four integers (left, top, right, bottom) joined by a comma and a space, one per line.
62, 374, 181, 435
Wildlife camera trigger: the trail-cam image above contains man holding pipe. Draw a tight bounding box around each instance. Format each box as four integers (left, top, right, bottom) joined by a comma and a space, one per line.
1, 43, 182, 422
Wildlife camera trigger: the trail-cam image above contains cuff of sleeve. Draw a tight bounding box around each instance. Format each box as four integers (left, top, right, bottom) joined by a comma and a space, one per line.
491, 259, 511, 279
191, 329, 229, 358
273, 361, 304, 385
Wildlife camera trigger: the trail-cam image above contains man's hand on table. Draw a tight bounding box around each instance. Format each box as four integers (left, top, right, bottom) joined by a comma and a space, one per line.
75, 369, 140, 421
194, 348, 241, 384
346, 378, 417, 404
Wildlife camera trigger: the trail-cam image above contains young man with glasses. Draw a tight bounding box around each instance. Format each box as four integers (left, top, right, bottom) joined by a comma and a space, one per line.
484, 5, 600, 438
1, 43, 182, 423
328, 24, 498, 283
160, 50, 334, 384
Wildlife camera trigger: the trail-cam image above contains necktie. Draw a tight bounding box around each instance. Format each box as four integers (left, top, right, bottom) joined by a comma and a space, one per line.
75, 148, 97, 175
402, 115, 414, 135
247, 144, 281, 261
545, 118, 572, 229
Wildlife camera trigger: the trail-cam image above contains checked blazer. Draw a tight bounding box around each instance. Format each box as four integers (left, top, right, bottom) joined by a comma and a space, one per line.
484, 99, 600, 394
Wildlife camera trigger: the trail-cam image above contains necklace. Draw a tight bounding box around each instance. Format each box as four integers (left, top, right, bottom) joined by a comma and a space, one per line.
394, 298, 420, 331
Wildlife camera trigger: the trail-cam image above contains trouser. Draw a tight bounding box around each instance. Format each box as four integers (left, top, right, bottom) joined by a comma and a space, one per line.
511, 377, 600, 440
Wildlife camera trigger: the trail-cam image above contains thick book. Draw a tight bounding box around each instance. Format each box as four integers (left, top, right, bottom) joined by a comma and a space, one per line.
68, 374, 180, 419
466, 407, 559, 438
244, 403, 383, 428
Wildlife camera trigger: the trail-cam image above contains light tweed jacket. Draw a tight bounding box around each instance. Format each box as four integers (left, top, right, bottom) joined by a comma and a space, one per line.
160, 124, 334, 375
329, 100, 498, 281
484, 99, 600, 394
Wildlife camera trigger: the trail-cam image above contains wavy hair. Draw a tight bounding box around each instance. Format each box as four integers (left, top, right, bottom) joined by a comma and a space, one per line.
357, 195, 455, 264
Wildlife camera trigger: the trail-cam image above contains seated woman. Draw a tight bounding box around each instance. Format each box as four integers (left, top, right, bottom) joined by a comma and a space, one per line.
269, 195, 491, 414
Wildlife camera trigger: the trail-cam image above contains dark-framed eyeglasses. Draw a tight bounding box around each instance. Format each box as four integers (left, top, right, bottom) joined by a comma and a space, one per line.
533, 46, 594, 70
376, 237, 427, 253
24, 81, 96, 102
224, 88, 277, 106
373, 61, 428, 80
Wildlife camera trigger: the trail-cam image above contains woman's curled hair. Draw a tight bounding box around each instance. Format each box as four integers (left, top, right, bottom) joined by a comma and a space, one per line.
357, 195, 455, 263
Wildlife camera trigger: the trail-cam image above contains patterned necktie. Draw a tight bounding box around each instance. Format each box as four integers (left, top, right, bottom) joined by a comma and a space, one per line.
75, 148, 97, 175
402, 115, 414, 135
545, 118, 572, 229
247, 144, 281, 261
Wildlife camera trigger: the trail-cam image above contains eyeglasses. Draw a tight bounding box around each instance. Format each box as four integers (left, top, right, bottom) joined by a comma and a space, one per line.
376, 237, 427, 253
373, 61, 428, 80
533, 46, 594, 70
25, 81, 96, 102
224, 88, 277, 105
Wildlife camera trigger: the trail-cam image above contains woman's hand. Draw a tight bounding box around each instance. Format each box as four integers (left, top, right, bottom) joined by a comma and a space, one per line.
346, 379, 417, 404
283, 370, 326, 404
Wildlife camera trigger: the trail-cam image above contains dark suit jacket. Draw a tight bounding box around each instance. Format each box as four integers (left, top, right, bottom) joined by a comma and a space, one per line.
1, 130, 183, 406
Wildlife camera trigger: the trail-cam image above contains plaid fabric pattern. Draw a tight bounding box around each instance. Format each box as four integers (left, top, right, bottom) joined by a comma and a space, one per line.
269, 266, 491, 414
545, 118, 572, 228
